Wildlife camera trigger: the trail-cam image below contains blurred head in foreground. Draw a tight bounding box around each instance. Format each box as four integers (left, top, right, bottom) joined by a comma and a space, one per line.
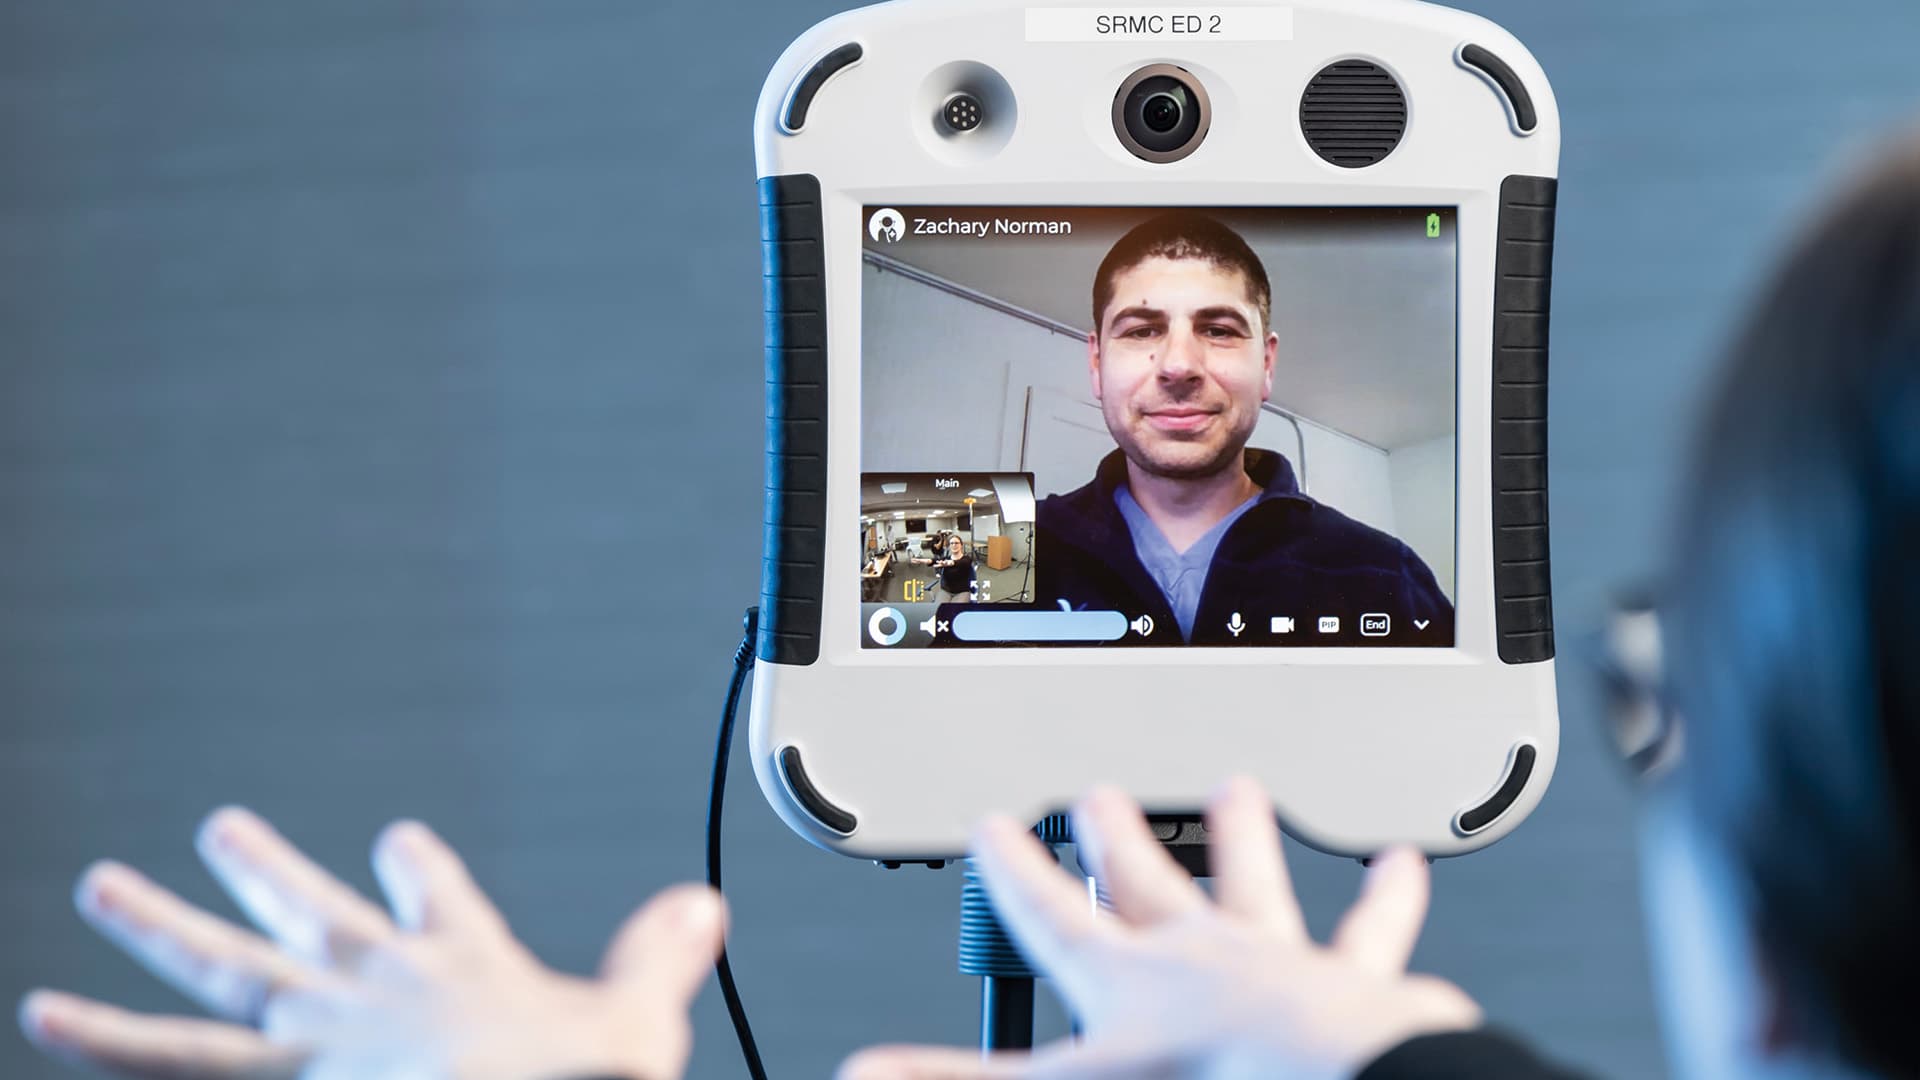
1650, 131, 1920, 1078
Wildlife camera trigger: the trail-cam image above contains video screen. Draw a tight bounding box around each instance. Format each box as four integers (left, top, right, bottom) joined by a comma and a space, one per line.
859, 473, 1037, 650
860, 205, 1456, 648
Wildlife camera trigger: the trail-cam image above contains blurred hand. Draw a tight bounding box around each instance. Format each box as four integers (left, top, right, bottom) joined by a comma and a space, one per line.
842, 778, 1480, 1080
18, 809, 724, 1080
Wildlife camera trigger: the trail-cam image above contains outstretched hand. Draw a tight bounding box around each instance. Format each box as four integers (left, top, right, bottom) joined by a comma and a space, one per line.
842, 777, 1480, 1080
19, 809, 725, 1080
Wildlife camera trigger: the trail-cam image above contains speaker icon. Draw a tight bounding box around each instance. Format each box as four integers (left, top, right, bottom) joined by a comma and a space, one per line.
1130, 614, 1155, 637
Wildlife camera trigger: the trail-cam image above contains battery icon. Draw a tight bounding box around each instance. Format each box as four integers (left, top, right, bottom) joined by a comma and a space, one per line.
1425, 212, 1441, 238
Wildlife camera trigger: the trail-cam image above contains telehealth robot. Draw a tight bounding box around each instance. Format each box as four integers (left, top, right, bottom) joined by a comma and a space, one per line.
748, 0, 1560, 863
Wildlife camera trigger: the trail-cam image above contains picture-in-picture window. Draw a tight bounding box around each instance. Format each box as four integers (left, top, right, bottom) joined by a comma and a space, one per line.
858, 472, 1037, 650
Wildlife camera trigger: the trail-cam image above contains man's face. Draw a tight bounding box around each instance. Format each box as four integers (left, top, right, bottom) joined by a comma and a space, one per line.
1089, 256, 1277, 480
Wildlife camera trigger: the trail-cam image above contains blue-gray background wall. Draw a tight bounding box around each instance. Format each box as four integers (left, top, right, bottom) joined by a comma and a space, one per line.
3, 3, 1917, 1077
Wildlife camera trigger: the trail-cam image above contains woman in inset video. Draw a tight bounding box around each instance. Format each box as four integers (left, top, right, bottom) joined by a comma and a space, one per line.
913, 532, 976, 605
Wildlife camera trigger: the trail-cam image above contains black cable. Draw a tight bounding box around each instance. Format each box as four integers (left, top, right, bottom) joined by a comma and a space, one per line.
708, 606, 769, 1080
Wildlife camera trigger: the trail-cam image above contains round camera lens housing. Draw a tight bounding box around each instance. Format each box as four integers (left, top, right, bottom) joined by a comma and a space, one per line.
1113, 64, 1211, 163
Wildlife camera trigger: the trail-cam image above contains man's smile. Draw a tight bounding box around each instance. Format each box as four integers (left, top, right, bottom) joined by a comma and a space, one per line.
1142, 405, 1221, 433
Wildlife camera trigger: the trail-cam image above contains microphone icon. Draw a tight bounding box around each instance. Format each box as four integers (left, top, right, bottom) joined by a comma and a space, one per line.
1227, 612, 1245, 637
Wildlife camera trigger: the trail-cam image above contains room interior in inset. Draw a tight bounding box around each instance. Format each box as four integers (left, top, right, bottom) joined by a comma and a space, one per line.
860, 473, 1036, 605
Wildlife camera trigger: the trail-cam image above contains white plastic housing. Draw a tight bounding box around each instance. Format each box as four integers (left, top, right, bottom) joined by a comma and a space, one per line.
750, 0, 1561, 861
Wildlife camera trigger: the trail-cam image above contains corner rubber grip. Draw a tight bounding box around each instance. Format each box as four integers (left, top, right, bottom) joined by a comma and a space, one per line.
759, 174, 827, 665
783, 43, 863, 132
1491, 175, 1556, 664
779, 746, 856, 834
1454, 742, 1537, 835
1459, 44, 1537, 133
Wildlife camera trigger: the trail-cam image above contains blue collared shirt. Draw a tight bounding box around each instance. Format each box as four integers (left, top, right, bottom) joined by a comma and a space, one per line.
1113, 485, 1260, 641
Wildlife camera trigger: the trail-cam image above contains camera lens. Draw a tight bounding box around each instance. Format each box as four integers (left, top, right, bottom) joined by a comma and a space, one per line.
1141, 92, 1182, 133
1113, 65, 1210, 163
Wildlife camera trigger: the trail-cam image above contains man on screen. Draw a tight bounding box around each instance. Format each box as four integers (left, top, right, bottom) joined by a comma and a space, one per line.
1035, 212, 1455, 644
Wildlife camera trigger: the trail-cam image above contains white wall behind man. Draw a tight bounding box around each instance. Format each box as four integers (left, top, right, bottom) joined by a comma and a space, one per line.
1387, 435, 1456, 601
1294, 422, 1395, 538
862, 262, 1065, 474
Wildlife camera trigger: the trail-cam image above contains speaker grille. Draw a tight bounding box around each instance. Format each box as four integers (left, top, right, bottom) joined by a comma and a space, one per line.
1300, 60, 1407, 168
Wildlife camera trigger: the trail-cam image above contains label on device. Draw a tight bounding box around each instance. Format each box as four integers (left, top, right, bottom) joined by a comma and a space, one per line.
1025, 7, 1294, 42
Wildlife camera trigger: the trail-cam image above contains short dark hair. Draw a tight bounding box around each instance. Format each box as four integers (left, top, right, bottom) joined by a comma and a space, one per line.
1091, 212, 1272, 334
1666, 133, 1920, 1074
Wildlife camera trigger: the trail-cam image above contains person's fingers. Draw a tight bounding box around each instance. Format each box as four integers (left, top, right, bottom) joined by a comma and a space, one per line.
19, 989, 306, 1080
370, 820, 514, 943
255, 984, 345, 1045
72, 861, 322, 1025
600, 883, 727, 1006
1204, 776, 1306, 940
1401, 973, 1485, 1030
1071, 786, 1206, 926
1330, 845, 1432, 975
970, 815, 1117, 987
195, 807, 393, 969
